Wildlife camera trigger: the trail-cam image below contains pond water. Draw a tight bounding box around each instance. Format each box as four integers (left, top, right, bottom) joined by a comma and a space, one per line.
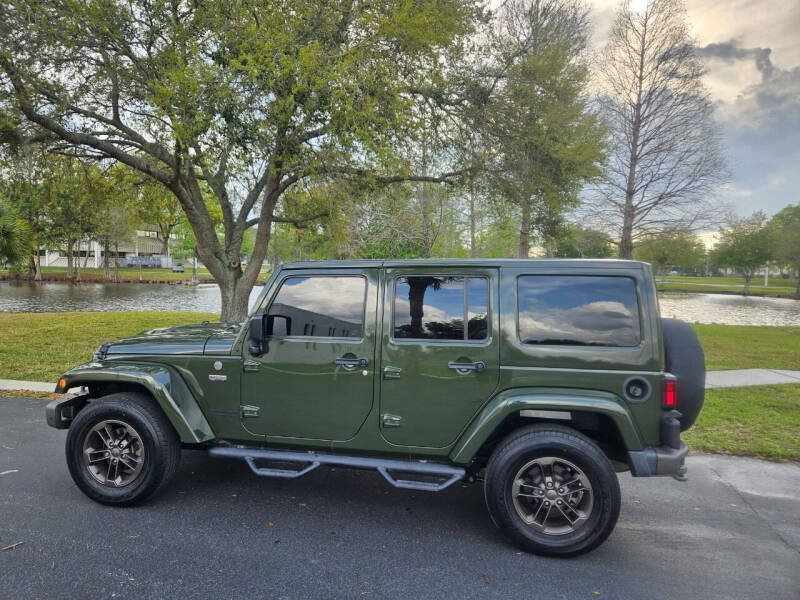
0, 282, 798, 327
0, 281, 264, 314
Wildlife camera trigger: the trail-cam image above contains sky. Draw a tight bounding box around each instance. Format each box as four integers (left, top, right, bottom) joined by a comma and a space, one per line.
589, 0, 800, 218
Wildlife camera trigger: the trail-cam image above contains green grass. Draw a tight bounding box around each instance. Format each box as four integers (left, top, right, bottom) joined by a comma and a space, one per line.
684, 384, 800, 461
663, 275, 798, 288
691, 325, 800, 370
658, 275, 798, 297
0, 311, 217, 381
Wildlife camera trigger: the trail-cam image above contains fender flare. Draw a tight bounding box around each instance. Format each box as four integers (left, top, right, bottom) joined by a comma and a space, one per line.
58, 362, 215, 444
449, 387, 643, 464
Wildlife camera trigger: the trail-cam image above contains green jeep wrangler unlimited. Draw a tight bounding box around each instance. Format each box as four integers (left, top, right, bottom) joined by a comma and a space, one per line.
47, 259, 704, 556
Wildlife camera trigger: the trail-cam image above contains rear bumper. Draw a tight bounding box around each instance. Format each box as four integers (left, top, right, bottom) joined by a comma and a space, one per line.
45, 392, 89, 429
628, 442, 689, 478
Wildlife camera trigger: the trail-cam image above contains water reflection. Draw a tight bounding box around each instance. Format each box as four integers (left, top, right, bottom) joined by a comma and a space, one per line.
0, 281, 262, 314
0, 282, 798, 327
659, 293, 800, 327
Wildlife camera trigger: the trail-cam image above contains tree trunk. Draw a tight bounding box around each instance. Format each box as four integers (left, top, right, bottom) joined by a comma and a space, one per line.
160, 231, 171, 256
743, 272, 751, 294
113, 242, 119, 283
66, 240, 74, 280
103, 237, 110, 281
75, 246, 82, 282
518, 200, 531, 258
34, 247, 41, 281
192, 251, 198, 285
469, 180, 477, 258
618, 199, 635, 259
795, 262, 799, 296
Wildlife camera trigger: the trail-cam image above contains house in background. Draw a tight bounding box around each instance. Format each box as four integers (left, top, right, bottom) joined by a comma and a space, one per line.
39, 228, 176, 268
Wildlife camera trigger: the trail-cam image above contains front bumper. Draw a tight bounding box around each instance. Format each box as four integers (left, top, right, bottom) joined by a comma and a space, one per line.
628, 442, 689, 479
45, 392, 89, 429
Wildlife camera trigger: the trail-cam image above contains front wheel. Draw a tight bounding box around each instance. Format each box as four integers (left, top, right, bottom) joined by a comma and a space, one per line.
484, 424, 621, 557
65, 392, 181, 505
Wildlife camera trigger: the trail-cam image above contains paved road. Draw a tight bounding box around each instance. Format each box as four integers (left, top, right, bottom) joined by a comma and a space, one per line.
1, 397, 798, 599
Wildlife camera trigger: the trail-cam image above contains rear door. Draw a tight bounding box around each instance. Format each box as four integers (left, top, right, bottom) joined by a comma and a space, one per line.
379, 266, 500, 448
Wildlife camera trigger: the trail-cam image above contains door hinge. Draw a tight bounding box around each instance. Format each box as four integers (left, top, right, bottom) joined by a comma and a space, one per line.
243, 359, 261, 373
241, 405, 260, 418
383, 366, 402, 380
381, 413, 402, 428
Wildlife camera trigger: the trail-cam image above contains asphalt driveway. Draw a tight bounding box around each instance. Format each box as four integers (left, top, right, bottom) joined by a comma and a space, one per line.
1, 397, 798, 599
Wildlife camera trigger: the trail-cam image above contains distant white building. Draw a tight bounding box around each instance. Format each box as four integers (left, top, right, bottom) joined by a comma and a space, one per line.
39, 229, 174, 268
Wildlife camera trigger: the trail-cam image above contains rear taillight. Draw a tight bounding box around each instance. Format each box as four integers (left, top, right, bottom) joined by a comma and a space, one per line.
663, 377, 677, 409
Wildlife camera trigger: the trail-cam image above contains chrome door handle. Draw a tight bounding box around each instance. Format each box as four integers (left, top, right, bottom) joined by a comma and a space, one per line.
334, 357, 369, 367
447, 361, 486, 373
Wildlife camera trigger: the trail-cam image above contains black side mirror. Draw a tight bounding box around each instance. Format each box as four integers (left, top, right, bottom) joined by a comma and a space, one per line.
248, 314, 268, 356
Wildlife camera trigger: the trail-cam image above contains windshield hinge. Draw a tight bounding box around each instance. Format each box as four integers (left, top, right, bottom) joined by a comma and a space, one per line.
243, 359, 261, 373
241, 405, 260, 418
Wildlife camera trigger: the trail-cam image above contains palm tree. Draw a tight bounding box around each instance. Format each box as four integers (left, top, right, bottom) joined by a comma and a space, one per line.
0, 200, 30, 271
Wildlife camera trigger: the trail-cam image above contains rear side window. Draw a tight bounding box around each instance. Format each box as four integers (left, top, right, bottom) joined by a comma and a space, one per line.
517, 276, 640, 347
393, 276, 489, 341
268, 276, 366, 338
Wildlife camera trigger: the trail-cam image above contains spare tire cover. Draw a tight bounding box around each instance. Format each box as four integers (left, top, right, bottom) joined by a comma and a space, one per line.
662, 318, 706, 431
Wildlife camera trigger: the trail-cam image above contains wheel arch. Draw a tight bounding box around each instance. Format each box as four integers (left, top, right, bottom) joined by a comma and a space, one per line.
58, 362, 215, 444
450, 387, 643, 466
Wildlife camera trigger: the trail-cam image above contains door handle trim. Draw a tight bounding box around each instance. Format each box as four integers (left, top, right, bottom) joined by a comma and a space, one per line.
447, 361, 486, 373
334, 357, 369, 367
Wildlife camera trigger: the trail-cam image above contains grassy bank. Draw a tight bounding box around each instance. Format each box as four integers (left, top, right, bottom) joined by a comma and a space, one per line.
658, 275, 798, 298
0, 265, 271, 284
684, 384, 800, 461
692, 325, 800, 371
0, 311, 217, 381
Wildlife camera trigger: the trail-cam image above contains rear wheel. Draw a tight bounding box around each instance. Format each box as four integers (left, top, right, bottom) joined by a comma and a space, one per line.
484, 424, 620, 557
66, 392, 181, 505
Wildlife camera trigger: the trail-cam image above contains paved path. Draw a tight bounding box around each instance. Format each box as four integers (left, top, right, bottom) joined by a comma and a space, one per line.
3, 369, 800, 393
0, 378, 54, 393
705, 368, 800, 388
1, 397, 799, 599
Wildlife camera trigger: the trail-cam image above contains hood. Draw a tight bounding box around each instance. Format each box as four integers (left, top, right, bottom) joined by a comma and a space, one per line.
103, 322, 242, 357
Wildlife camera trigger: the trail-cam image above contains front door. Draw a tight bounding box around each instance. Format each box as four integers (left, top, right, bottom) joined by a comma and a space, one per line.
241, 268, 378, 441
379, 267, 500, 448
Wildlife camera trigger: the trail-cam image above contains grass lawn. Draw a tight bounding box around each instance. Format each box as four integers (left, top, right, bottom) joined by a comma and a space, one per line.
1, 265, 272, 284
0, 311, 217, 381
691, 325, 800, 371
684, 384, 800, 461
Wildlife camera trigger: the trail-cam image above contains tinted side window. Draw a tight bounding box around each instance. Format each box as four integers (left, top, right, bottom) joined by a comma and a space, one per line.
268, 276, 365, 338
393, 276, 489, 341
517, 276, 640, 347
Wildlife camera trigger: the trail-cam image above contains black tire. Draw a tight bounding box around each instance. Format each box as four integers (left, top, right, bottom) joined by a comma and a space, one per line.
662, 318, 706, 430
65, 392, 181, 506
484, 424, 621, 557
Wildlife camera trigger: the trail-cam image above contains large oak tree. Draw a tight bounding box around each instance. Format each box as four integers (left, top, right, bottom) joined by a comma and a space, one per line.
0, 0, 479, 320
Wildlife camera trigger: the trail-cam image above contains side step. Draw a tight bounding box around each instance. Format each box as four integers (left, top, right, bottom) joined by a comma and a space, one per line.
208, 446, 465, 492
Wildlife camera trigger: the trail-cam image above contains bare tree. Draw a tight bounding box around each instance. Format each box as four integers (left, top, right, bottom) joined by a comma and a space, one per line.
590, 0, 727, 258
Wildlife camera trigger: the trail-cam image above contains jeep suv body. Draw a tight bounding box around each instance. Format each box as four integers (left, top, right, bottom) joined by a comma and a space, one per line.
47, 259, 704, 556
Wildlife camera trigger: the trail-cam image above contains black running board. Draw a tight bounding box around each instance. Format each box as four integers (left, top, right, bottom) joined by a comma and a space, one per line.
208, 446, 465, 492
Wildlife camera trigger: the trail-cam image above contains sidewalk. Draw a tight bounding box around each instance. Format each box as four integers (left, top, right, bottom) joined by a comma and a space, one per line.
705, 369, 800, 388
2, 369, 799, 394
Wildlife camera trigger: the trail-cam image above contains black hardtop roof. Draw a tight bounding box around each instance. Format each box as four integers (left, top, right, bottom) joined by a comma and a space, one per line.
279, 258, 648, 270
